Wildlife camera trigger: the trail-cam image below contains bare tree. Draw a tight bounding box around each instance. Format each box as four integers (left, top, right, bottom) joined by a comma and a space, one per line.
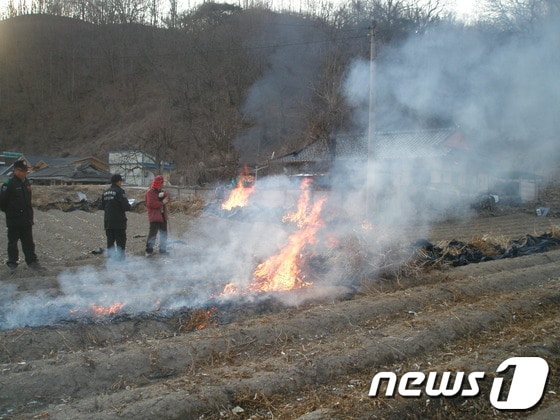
148, 0, 161, 25
483, 0, 560, 31
165, 0, 178, 28
3, 0, 19, 18
139, 123, 177, 176
110, 0, 149, 24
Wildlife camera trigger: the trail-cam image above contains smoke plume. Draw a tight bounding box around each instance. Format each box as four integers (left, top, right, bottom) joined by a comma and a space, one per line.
2, 16, 559, 330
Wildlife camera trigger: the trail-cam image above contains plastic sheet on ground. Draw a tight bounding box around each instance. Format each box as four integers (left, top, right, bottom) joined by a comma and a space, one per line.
414, 233, 560, 267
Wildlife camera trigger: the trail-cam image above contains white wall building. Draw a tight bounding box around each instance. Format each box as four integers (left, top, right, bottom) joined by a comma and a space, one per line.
108, 150, 173, 186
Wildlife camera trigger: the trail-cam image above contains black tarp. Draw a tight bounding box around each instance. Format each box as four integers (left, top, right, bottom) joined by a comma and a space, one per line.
414, 233, 560, 267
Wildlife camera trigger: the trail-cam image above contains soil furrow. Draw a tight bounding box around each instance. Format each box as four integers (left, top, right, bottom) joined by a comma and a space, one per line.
3, 249, 559, 364
5, 279, 558, 418
2, 202, 559, 419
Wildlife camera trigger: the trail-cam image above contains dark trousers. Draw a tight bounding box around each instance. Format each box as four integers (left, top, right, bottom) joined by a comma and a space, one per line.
106, 228, 127, 260
146, 221, 167, 253
7, 224, 38, 265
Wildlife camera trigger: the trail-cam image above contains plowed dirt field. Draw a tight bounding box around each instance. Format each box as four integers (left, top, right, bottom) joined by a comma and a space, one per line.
0, 185, 559, 419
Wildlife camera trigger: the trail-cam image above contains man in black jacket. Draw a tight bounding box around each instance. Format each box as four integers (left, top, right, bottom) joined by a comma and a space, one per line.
0, 160, 43, 272
101, 174, 132, 260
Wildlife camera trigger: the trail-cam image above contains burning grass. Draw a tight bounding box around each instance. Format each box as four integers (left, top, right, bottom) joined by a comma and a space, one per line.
3, 178, 560, 418
218, 177, 329, 296
178, 307, 219, 332
2, 247, 559, 419
221, 165, 255, 211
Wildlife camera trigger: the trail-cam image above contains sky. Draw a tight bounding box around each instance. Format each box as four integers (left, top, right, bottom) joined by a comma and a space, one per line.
0, 0, 482, 21
452, 0, 481, 21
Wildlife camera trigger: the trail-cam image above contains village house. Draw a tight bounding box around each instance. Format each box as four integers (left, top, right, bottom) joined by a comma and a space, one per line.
108, 150, 173, 187
0, 151, 25, 181
268, 129, 477, 185
26, 155, 111, 185
1, 152, 111, 185
266, 129, 540, 203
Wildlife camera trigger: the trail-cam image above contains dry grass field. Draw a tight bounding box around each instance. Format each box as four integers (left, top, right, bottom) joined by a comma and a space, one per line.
0, 184, 559, 419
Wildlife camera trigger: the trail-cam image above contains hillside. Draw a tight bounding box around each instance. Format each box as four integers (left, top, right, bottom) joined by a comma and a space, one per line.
0, 11, 355, 185
2, 16, 151, 150
0, 14, 238, 182
2, 7, 559, 191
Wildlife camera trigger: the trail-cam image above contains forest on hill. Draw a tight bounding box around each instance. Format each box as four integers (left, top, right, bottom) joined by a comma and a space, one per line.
1, 1, 559, 185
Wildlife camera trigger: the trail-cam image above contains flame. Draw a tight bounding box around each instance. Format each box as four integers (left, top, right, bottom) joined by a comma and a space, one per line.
221, 282, 240, 295
69, 302, 125, 317
90, 303, 124, 315
218, 177, 327, 296
221, 164, 255, 210
182, 308, 218, 331
250, 178, 326, 293
282, 177, 314, 227
361, 220, 374, 230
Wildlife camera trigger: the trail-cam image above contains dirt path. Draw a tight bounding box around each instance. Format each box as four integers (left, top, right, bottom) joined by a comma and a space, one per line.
0, 205, 559, 419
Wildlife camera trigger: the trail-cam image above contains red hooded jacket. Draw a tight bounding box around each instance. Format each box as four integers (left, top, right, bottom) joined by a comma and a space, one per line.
145, 177, 169, 223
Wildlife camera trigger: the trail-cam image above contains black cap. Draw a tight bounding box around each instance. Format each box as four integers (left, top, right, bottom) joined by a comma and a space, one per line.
111, 174, 123, 183
13, 160, 28, 170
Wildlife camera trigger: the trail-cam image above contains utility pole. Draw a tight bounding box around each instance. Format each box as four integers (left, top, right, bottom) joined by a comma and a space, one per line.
365, 21, 377, 219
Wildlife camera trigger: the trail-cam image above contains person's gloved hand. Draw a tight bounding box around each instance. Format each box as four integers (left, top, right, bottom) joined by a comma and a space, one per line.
162, 198, 169, 204
158, 192, 165, 198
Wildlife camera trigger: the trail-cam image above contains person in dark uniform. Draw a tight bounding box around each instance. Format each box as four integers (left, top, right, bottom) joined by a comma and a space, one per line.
0, 159, 43, 272
101, 174, 132, 260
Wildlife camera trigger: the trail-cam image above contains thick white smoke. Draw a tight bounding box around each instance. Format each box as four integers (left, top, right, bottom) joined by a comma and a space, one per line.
2, 16, 559, 330
373, 19, 560, 172
333, 17, 560, 233
0, 176, 309, 330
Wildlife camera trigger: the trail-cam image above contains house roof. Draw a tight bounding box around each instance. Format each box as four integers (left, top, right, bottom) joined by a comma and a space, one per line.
25, 155, 109, 170
0, 151, 24, 177
0, 165, 12, 176
271, 129, 467, 164
272, 140, 332, 164
2, 155, 110, 182
373, 128, 466, 159
25, 156, 77, 167
27, 162, 112, 183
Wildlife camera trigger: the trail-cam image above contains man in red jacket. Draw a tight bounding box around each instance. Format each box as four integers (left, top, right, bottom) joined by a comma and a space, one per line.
145, 175, 170, 256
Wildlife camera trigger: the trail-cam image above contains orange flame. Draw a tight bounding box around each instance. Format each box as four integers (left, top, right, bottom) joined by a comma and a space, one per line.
90, 303, 124, 315
221, 282, 240, 295
69, 302, 125, 316
282, 177, 314, 227
218, 177, 327, 296
221, 165, 255, 210
250, 195, 325, 292
183, 308, 218, 331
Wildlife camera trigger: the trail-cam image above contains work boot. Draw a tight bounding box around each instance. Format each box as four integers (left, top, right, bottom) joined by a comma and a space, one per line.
6, 262, 18, 274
